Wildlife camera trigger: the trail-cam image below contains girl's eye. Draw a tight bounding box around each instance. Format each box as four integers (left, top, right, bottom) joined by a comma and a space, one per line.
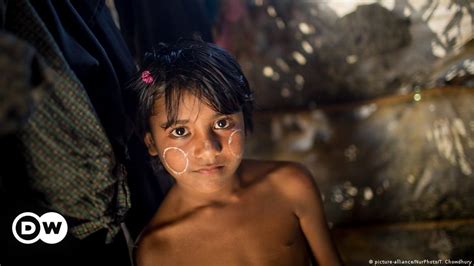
214, 119, 231, 129
170, 127, 188, 137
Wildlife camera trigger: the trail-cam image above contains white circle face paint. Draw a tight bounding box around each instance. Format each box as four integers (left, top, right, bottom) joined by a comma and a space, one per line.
228, 129, 243, 158
162, 147, 189, 175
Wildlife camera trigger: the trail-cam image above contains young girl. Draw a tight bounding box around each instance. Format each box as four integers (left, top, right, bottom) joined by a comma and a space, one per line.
132, 39, 342, 266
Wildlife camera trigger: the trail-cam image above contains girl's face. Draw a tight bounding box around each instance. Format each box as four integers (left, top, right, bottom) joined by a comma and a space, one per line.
144, 92, 245, 193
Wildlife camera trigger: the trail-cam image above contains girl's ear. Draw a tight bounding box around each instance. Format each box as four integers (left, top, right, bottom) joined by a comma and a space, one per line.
144, 133, 159, 156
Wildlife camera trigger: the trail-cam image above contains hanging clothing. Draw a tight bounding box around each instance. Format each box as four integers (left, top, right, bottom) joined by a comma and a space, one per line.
30, 0, 136, 163
1, 1, 176, 264
2, 0, 130, 244
26, 0, 171, 242
1, 1, 137, 265
0, 31, 42, 136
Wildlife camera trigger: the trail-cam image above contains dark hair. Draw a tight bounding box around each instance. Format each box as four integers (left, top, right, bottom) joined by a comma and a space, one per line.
131, 39, 254, 138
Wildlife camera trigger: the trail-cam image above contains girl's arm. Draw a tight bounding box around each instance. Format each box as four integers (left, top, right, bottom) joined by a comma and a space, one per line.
280, 163, 343, 266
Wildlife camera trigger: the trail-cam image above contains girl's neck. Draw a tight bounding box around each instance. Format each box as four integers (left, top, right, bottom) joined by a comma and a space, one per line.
173, 172, 243, 210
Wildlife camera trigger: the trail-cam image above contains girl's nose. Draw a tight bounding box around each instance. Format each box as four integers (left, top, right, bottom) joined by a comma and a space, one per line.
192, 131, 223, 160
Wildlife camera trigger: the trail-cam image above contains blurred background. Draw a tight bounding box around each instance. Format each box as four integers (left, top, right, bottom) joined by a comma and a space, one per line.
1, 0, 473, 265
218, 0, 474, 264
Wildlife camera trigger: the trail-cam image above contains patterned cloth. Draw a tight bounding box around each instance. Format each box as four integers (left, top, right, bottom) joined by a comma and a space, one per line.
3, 0, 130, 243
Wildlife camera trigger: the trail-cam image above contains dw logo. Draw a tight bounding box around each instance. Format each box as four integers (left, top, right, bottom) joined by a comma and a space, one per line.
12, 212, 68, 244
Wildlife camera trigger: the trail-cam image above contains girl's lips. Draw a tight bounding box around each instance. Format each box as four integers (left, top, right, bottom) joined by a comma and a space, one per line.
194, 165, 224, 175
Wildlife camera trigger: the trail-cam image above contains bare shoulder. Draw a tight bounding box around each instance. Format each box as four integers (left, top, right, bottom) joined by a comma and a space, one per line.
135, 226, 170, 266
241, 159, 317, 190
135, 189, 180, 266
241, 159, 322, 216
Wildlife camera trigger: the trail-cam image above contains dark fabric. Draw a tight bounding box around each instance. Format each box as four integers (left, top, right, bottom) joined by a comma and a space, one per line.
124, 135, 173, 239
26, 0, 166, 242
0, 31, 130, 266
114, 0, 216, 62
0, 31, 42, 136
3, 0, 130, 243
30, 0, 136, 162
30, 0, 175, 240
0, 0, 6, 28
2, 0, 171, 252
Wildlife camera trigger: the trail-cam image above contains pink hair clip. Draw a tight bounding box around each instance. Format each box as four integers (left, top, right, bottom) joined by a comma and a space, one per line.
141, 70, 154, 84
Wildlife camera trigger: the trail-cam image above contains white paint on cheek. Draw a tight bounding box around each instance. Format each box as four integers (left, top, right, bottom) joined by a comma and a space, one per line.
162, 147, 189, 175
228, 129, 243, 158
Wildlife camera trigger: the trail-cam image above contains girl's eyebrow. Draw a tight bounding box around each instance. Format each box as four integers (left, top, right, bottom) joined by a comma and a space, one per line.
159, 113, 233, 129
213, 113, 232, 119
160, 119, 189, 129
